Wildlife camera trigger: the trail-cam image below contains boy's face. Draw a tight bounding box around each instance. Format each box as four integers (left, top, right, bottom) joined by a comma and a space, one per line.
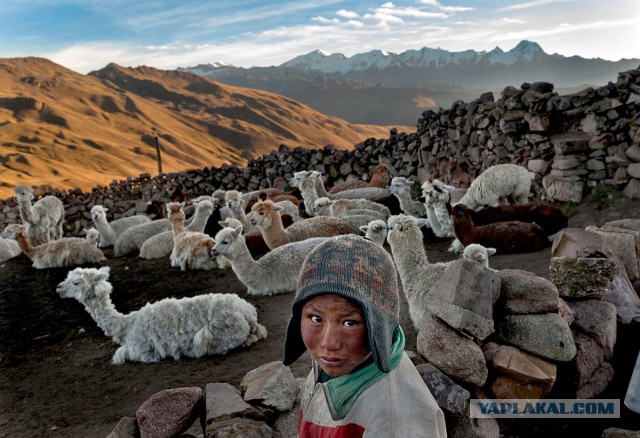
300, 294, 371, 377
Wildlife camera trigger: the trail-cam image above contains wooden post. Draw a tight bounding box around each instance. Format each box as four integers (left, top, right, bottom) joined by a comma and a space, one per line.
154, 136, 163, 175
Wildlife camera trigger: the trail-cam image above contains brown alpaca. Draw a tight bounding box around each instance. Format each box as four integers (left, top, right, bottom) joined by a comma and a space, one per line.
451, 204, 549, 254
250, 200, 351, 249
16, 230, 106, 269
328, 163, 391, 194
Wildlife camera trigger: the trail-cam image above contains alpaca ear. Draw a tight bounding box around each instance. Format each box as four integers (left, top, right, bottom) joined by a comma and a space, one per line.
232, 226, 243, 236
218, 220, 226, 227
272, 205, 284, 211
328, 200, 336, 206
394, 223, 402, 231
95, 267, 110, 282
487, 248, 497, 256
416, 218, 428, 228
359, 225, 368, 233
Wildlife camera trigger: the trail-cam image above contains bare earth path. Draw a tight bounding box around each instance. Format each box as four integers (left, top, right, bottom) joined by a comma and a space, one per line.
1, 197, 640, 437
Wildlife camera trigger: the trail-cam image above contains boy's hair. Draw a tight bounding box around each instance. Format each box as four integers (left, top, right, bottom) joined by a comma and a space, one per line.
283, 234, 400, 372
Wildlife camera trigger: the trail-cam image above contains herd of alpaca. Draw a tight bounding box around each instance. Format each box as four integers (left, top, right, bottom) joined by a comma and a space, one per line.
3, 162, 571, 364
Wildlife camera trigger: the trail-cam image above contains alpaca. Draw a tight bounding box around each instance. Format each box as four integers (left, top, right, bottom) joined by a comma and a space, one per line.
359, 219, 388, 246
455, 163, 532, 209
462, 243, 496, 269
113, 217, 173, 257
218, 218, 271, 259
451, 204, 550, 254
167, 202, 218, 271
16, 230, 106, 269
212, 226, 329, 296
386, 214, 453, 328
91, 205, 151, 248
328, 163, 391, 194
225, 190, 256, 232
311, 197, 390, 218
250, 200, 351, 250
421, 180, 455, 239
388, 177, 426, 218
139, 200, 215, 259
241, 188, 287, 211
257, 191, 301, 209
461, 202, 568, 236
311, 198, 387, 234
311, 171, 391, 201
56, 267, 267, 364
14, 185, 65, 245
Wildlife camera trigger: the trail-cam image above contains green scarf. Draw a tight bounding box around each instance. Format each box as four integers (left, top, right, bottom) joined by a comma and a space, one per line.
323, 326, 405, 419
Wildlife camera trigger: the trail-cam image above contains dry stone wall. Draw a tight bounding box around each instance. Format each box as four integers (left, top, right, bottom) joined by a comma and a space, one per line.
1, 65, 639, 235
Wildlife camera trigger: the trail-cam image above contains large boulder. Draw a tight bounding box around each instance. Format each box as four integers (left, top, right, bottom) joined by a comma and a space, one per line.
497, 269, 559, 314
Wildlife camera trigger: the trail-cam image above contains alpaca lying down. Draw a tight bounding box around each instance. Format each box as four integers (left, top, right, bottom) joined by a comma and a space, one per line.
56, 267, 267, 364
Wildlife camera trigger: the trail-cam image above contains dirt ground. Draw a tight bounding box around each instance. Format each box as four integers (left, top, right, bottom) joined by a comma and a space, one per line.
1, 197, 640, 437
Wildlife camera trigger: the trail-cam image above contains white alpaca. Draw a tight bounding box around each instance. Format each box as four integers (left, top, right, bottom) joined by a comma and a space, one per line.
421, 180, 455, 239
56, 267, 267, 364
113, 217, 173, 257
90, 205, 151, 248
386, 214, 453, 328
167, 202, 218, 271
308, 171, 390, 201
15, 230, 106, 269
225, 190, 255, 232
455, 164, 532, 210
388, 177, 426, 218
359, 220, 388, 246
82, 228, 100, 246
139, 200, 214, 259
250, 200, 351, 250
461, 243, 496, 269
311, 196, 390, 218
14, 185, 65, 245
212, 226, 329, 296
312, 198, 386, 234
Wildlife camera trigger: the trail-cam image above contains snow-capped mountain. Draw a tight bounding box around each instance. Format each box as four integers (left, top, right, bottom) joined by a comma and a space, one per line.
280, 40, 545, 73
177, 40, 639, 125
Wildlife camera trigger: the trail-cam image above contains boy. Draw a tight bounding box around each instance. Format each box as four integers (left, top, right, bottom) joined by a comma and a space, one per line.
284, 234, 447, 437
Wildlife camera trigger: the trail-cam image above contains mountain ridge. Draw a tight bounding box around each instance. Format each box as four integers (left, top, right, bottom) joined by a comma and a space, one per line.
0, 57, 391, 199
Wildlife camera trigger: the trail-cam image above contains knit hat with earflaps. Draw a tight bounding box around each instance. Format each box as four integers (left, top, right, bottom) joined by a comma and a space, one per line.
283, 234, 400, 373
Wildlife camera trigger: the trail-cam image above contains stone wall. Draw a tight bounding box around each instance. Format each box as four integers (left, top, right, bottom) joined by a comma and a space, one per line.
1, 65, 639, 235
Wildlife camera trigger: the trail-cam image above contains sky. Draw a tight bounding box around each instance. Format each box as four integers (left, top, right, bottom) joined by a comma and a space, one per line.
1, 0, 638, 74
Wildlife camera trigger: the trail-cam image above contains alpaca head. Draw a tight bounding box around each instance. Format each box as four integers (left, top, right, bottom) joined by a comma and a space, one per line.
250, 200, 282, 227
212, 226, 243, 256
83, 228, 100, 246
218, 217, 243, 229
167, 202, 185, 221
212, 189, 226, 206
224, 190, 243, 211
311, 197, 335, 216
14, 185, 35, 203
452, 204, 469, 219
387, 214, 427, 233
370, 163, 391, 185
359, 219, 388, 244
194, 200, 214, 216
290, 171, 312, 188
90, 205, 108, 223
0, 223, 24, 239
388, 176, 413, 195
56, 267, 111, 302
462, 243, 496, 267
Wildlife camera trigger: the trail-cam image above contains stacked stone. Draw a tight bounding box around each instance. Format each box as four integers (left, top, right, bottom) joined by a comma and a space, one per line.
549, 257, 618, 398
542, 134, 590, 202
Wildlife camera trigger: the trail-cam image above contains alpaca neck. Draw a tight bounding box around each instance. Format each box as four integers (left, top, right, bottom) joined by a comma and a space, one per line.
425, 204, 446, 236
225, 237, 263, 284
313, 177, 329, 198
258, 212, 288, 248
16, 233, 34, 257
94, 216, 116, 243
170, 214, 186, 237
186, 207, 212, 232
17, 199, 35, 224
81, 285, 131, 341
229, 204, 249, 229
300, 181, 319, 216
452, 215, 473, 246
394, 190, 417, 215
388, 230, 429, 281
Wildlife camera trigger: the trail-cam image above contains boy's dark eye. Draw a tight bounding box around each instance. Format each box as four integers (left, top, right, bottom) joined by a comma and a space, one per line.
310, 315, 322, 324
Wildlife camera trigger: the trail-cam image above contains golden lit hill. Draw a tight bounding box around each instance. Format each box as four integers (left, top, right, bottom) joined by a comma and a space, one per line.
0, 57, 394, 199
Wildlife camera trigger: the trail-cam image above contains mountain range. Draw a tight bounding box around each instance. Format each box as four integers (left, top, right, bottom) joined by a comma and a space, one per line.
0, 57, 390, 199
180, 40, 640, 125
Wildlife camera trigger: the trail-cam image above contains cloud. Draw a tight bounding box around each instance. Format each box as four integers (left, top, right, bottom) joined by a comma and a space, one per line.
336, 9, 359, 19
498, 0, 563, 12
418, 0, 475, 12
